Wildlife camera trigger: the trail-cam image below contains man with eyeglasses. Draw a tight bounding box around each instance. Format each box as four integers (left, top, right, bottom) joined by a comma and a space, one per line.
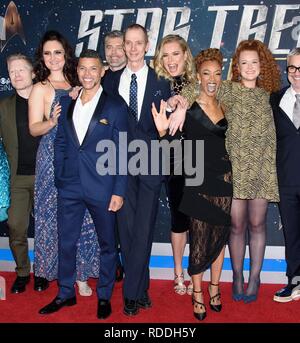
270, 47, 300, 303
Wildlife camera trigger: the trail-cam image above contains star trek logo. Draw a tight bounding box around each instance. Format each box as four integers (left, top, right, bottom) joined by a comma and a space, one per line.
0, 1, 26, 52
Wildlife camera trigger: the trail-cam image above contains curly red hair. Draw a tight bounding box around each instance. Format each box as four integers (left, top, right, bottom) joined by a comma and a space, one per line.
231, 40, 281, 93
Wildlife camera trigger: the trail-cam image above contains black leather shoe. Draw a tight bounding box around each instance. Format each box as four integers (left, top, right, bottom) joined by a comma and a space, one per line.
137, 291, 152, 309
39, 296, 76, 314
124, 298, 139, 316
273, 285, 294, 303
11, 275, 30, 294
116, 264, 124, 282
34, 276, 49, 292
97, 299, 112, 319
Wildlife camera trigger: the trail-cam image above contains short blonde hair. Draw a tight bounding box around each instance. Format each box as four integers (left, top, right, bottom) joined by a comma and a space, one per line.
7, 53, 33, 70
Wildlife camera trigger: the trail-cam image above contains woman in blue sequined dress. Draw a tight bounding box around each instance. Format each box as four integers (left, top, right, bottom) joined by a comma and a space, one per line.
29, 31, 100, 296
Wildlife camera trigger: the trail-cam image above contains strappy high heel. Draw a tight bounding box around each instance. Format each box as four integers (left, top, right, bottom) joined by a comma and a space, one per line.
186, 280, 193, 296
192, 290, 206, 321
174, 273, 186, 295
76, 280, 92, 296
208, 282, 222, 312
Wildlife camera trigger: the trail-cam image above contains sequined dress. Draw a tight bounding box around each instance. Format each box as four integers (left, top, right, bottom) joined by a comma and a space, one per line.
34, 89, 100, 280
0, 138, 10, 222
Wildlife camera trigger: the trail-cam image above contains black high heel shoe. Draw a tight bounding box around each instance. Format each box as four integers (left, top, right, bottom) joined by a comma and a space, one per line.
208, 282, 222, 312
192, 290, 207, 321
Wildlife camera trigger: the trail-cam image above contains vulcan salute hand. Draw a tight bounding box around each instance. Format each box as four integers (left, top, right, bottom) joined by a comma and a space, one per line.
151, 100, 170, 137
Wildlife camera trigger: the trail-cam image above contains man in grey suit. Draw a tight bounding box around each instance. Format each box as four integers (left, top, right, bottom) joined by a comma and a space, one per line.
271, 48, 300, 302
0, 54, 48, 293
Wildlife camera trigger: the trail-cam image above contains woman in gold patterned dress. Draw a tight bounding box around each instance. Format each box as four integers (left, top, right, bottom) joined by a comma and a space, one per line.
217, 40, 281, 303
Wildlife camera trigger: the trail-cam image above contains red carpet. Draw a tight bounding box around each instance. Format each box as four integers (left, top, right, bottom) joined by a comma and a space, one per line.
0, 272, 299, 323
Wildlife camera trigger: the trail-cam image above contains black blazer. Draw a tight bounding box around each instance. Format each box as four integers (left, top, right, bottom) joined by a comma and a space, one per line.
270, 87, 300, 187
103, 66, 171, 185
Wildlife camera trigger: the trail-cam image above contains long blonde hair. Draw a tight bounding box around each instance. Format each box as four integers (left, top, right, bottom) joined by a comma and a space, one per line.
153, 34, 196, 83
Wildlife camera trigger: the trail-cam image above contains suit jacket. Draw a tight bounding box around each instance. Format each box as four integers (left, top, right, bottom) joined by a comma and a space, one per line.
0, 94, 19, 185
270, 86, 300, 187
103, 66, 171, 185
54, 90, 128, 202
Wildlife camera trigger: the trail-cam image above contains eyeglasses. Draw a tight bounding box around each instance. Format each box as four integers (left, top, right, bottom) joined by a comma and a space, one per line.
287, 65, 300, 73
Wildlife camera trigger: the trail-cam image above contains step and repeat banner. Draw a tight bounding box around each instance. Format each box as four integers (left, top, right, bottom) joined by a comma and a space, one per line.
1, 0, 299, 245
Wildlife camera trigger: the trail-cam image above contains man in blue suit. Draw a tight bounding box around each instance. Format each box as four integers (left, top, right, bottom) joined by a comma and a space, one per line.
104, 24, 171, 316
271, 47, 300, 303
39, 49, 128, 319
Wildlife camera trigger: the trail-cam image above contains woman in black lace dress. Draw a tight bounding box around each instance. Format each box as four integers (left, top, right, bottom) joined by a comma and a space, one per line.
153, 35, 197, 295
152, 49, 232, 320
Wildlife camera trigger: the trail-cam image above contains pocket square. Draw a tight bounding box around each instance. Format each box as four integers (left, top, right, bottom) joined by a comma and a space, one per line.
154, 90, 162, 97
99, 118, 109, 125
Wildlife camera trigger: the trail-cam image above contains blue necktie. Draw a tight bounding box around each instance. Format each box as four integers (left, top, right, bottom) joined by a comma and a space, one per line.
129, 73, 138, 121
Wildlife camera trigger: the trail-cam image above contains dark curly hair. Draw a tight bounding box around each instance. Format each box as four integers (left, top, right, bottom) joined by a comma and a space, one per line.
231, 39, 281, 93
194, 48, 223, 72
34, 30, 78, 86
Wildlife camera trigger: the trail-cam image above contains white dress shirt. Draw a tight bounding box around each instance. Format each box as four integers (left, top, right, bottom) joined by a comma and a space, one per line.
73, 86, 103, 145
118, 62, 149, 120
279, 86, 299, 122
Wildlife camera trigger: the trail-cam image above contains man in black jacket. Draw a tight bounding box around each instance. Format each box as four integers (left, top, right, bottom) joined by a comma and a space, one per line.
0, 54, 48, 293
103, 30, 127, 282
270, 47, 300, 303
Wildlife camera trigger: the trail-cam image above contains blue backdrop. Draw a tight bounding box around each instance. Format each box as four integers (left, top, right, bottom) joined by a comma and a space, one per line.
1, 0, 299, 245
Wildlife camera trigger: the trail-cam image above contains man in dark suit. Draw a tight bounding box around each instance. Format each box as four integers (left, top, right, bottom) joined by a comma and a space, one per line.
0, 54, 48, 293
271, 47, 300, 303
103, 24, 171, 316
39, 49, 128, 319
103, 30, 127, 282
